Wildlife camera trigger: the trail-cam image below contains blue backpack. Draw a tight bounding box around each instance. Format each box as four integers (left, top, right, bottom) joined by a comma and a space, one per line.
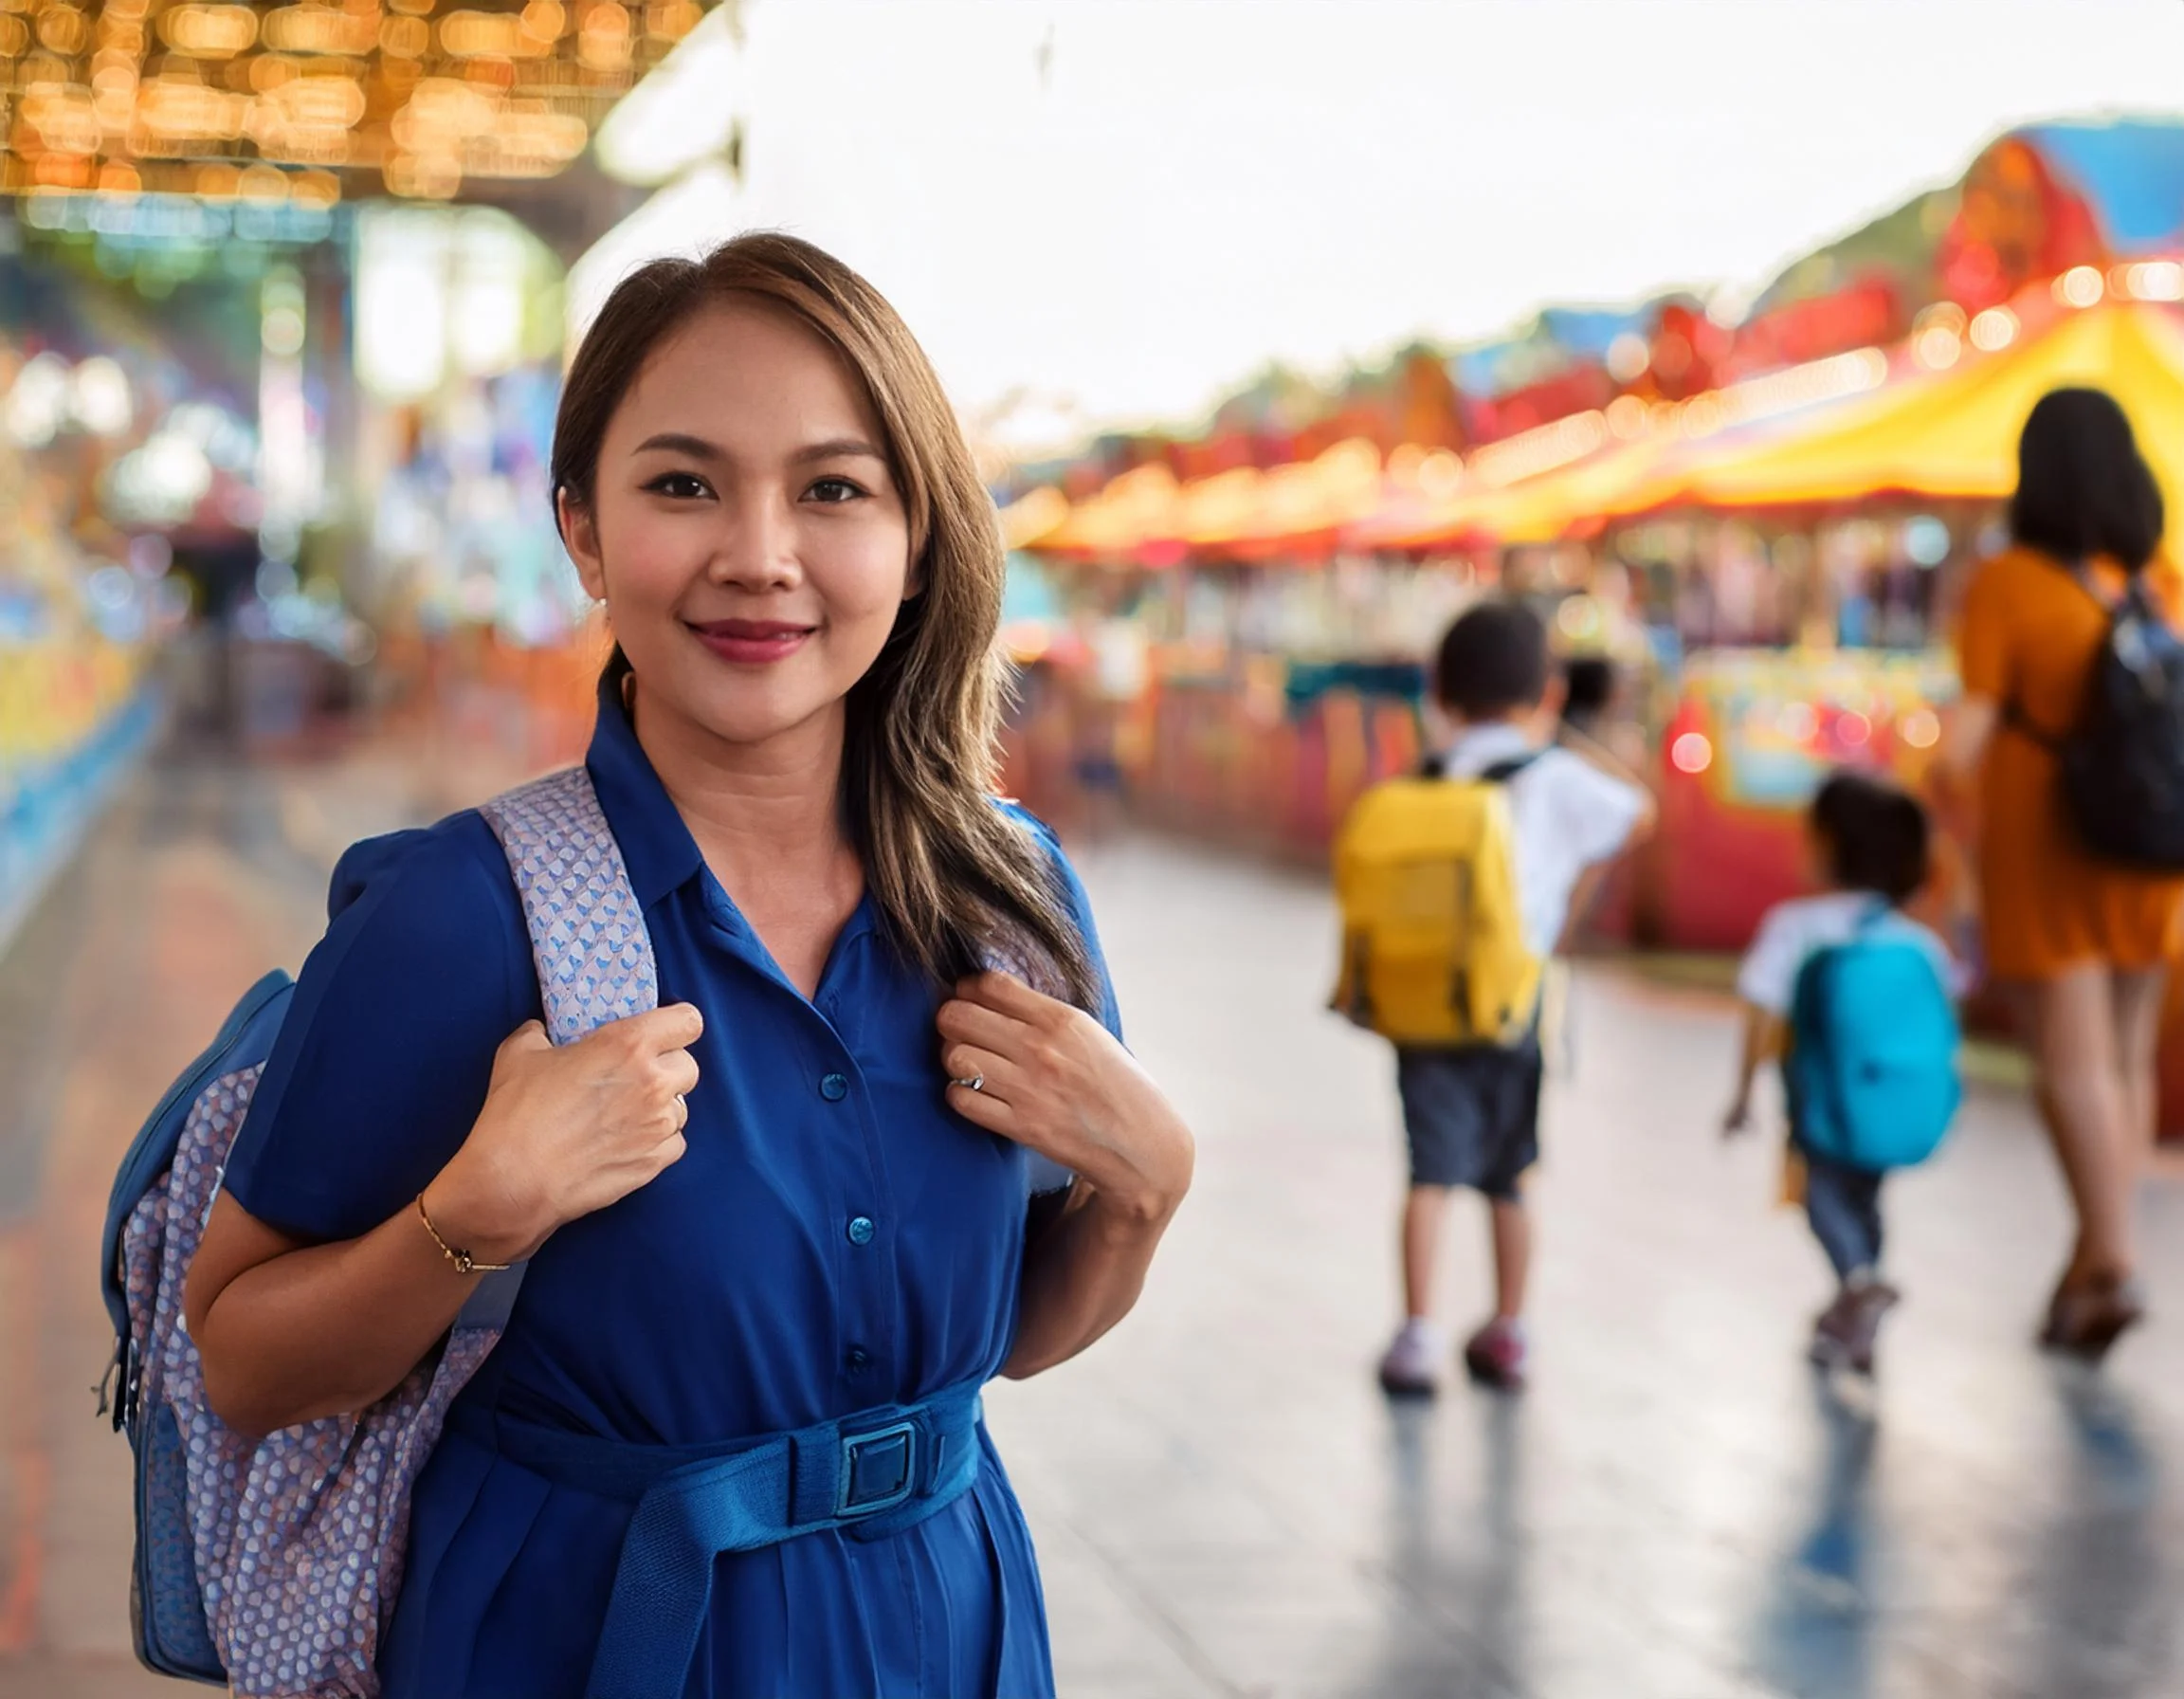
97, 768, 657, 1694
1786, 908, 1962, 1172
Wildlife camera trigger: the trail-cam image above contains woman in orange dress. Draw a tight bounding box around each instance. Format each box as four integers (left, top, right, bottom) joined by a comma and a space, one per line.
1941, 387, 2184, 1356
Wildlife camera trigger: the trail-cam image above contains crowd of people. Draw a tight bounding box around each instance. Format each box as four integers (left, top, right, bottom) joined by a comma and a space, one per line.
1345, 383, 2184, 1398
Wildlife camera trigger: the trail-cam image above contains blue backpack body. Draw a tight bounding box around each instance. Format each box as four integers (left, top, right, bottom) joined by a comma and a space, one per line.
98, 767, 655, 1694
1786, 914, 1962, 1173
99, 970, 295, 1682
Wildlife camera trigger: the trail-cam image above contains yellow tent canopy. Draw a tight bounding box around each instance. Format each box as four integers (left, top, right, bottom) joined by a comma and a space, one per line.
1352, 350, 1903, 550
1469, 431, 1684, 545
1030, 304, 2184, 563
1631, 302, 2184, 529
1033, 440, 1385, 562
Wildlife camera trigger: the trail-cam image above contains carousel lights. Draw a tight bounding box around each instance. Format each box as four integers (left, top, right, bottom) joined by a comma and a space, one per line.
1914, 324, 1962, 370
1709, 347, 1889, 426
2056, 265, 2105, 309
1470, 409, 1608, 487
258, 6, 378, 57
1967, 306, 2017, 352
158, 4, 260, 57
1383, 443, 1427, 484
2121, 261, 2184, 302
1916, 301, 1968, 337
1670, 732, 1714, 775
437, 9, 554, 58
1605, 393, 1649, 439
1415, 448, 1463, 499
0, 0, 711, 204
1679, 393, 1725, 438
1605, 331, 1649, 384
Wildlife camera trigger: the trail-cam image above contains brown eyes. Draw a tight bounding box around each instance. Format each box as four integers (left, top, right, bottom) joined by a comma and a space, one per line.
640, 473, 871, 504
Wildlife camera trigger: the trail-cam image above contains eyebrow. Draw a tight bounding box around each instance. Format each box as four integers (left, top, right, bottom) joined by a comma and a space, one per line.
630, 432, 888, 466
791, 437, 888, 466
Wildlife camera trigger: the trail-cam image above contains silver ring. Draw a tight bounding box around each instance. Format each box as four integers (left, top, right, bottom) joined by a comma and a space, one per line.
952, 1073, 985, 1093
674, 1092, 688, 1125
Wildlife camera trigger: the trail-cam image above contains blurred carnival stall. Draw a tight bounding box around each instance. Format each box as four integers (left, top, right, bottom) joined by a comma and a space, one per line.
0, 256, 250, 953
1006, 115, 2184, 1127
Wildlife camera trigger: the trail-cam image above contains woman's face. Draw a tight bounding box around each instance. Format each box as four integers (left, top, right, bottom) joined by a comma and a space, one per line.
562, 298, 916, 750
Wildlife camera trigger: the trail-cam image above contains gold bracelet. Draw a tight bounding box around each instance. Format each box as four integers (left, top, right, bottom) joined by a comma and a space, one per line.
415, 1194, 513, 1276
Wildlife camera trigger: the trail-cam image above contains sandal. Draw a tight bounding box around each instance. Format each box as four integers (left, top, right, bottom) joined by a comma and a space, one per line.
2040, 1272, 2148, 1361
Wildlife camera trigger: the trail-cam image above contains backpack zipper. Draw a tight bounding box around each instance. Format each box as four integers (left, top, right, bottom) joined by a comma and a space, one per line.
104, 973, 289, 1429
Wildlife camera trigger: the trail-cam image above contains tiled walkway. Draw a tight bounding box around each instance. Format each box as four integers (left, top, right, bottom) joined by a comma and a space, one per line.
5, 742, 2183, 1697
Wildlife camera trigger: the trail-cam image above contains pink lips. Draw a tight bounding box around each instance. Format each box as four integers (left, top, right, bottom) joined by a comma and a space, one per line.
687, 618, 815, 666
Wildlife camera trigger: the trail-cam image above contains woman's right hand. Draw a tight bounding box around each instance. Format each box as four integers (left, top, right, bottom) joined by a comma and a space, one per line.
423, 1002, 704, 1264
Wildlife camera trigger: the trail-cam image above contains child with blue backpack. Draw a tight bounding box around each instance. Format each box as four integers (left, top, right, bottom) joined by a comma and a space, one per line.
1722, 771, 1963, 1374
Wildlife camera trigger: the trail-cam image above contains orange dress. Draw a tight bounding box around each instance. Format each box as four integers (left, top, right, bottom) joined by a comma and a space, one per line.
1958, 545, 2184, 981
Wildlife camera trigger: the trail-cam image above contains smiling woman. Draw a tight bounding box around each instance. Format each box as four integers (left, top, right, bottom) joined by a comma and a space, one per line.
182, 232, 1193, 1698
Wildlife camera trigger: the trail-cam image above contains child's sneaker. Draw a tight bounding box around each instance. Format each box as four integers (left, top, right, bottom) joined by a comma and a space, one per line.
1377, 1320, 1446, 1396
1462, 1318, 1528, 1390
1809, 1278, 1900, 1374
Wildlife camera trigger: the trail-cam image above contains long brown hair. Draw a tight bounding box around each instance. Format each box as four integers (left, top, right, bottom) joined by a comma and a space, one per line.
551, 232, 1100, 1010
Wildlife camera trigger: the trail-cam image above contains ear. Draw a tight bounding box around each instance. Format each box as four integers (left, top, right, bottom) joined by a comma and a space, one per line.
557, 489, 607, 602
902, 539, 928, 603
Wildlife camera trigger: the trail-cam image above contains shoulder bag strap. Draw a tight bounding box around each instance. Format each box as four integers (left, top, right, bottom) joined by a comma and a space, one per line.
2002, 697, 2063, 752
1479, 751, 1542, 785
2067, 558, 2123, 615
463, 766, 664, 1327
1999, 560, 2109, 749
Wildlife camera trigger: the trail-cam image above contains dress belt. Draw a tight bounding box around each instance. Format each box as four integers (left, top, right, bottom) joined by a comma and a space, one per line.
446, 1379, 986, 1699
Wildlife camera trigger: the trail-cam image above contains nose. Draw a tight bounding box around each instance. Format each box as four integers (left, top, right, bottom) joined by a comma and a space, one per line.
707, 487, 803, 592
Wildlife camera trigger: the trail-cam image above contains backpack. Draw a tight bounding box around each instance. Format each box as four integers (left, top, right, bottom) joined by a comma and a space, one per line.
2019, 567, 2184, 869
98, 766, 658, 1697
1786, 908, 1961, 1172
1330, 756, 1540, 1048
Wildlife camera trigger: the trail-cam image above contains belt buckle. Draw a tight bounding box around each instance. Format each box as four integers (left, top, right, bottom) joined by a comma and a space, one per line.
837, 1419, 919, 1517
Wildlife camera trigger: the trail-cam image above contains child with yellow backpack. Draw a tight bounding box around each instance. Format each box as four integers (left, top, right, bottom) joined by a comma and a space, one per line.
1334, 602, 1654, 1393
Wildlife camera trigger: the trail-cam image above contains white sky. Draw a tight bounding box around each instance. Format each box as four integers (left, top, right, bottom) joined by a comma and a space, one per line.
628, 0, 2184, 446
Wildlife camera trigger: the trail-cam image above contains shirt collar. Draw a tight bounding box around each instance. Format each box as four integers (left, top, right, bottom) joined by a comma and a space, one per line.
1444, 722, 1538, 776
584, 671, 706, 909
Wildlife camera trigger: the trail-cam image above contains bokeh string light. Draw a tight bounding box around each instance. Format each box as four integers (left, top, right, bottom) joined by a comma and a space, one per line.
0, 0, 713, 203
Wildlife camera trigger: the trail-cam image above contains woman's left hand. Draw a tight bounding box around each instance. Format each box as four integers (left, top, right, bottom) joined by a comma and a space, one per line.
937, 972, 1193, 1225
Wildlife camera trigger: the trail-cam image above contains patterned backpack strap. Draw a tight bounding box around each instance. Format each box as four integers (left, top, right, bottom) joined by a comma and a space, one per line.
478, 766, 662, 1046
464, 767, 661, 1329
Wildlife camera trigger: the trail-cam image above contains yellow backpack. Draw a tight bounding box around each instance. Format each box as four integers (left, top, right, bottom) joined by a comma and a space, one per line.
1330, 758, 1542, 1048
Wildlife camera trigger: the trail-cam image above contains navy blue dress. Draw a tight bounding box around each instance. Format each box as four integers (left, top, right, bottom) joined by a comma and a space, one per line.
220, 685, 1119, 1698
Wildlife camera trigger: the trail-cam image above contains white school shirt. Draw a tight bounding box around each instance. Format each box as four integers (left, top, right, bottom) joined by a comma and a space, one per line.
1736, 891, 1961, 1017
1443, 724, 1650, 959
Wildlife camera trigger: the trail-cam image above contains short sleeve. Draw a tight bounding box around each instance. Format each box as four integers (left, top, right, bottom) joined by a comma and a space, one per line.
1736, 904, 1812, 1017
1547, 752, 1648, 870
1956, 555, 2015, 701
220, 814, 538, 1243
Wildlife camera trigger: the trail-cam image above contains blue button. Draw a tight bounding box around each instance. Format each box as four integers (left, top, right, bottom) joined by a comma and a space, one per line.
819, 1072, 848, 1102
847, 1215, 875, 1246
846, 1346, 871, 1372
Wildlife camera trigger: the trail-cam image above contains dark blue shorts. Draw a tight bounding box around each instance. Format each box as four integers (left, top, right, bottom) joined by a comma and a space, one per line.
1395, 1042, 1543, 1199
